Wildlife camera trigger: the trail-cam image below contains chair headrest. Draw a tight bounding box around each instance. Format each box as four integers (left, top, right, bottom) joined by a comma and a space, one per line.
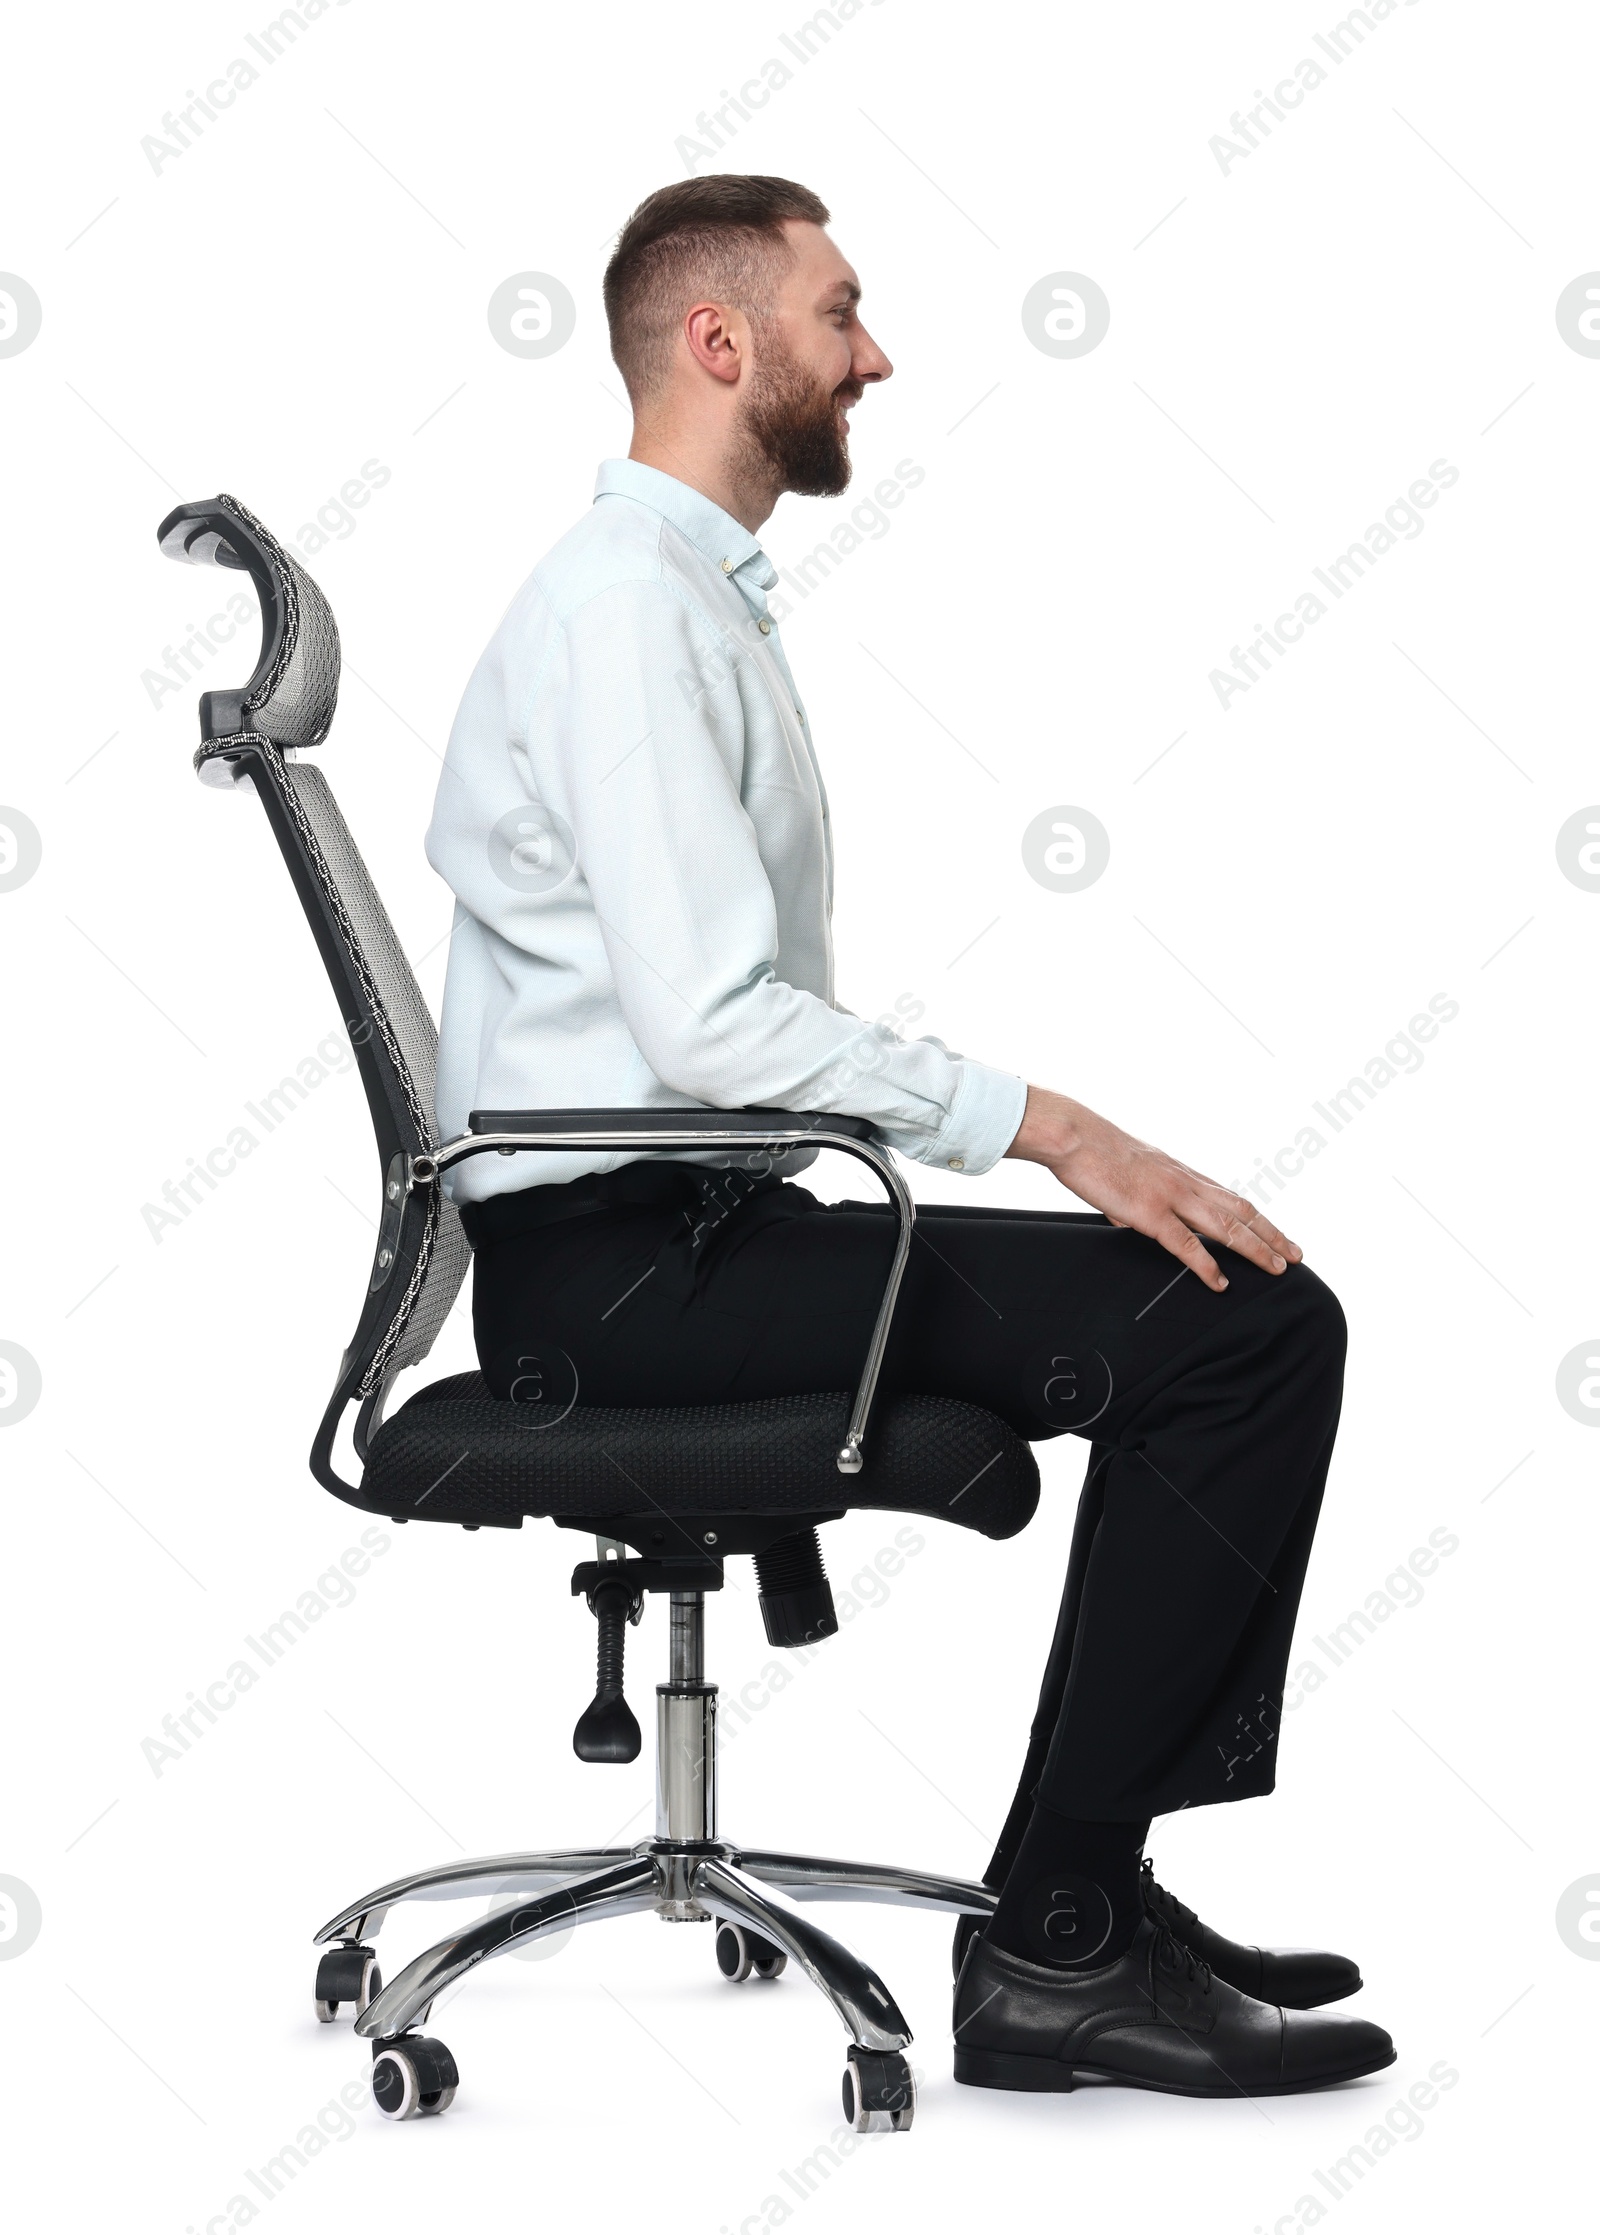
157, 494, 340, 761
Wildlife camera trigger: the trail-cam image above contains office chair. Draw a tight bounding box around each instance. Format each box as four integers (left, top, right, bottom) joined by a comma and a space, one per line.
156, 495, 1041, 2131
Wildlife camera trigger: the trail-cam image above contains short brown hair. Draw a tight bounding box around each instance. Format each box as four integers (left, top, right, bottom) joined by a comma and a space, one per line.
603, 174, 830, 404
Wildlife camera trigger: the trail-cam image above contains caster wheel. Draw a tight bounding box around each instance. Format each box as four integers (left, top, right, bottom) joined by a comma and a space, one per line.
716, 1922, 788, 1983
951, 1911, 986, 1981
843, 2047, 915, 2133
371, 2035, 458, 2121
314, 1944, 382, 2024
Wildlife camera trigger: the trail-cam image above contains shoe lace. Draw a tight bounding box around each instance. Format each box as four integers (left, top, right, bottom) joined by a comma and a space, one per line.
1141, 1855, 1199, 1939
1153, 1921, 1213, 1995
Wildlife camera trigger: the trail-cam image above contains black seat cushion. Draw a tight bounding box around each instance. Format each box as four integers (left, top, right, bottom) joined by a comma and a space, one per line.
364, 1373, 1039, 1539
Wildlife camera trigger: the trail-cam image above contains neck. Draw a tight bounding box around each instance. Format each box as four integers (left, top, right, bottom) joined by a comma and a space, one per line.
627, 423, 778, 534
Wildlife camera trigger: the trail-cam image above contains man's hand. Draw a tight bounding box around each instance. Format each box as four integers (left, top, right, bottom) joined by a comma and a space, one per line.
1004, 1085, 1302, 1294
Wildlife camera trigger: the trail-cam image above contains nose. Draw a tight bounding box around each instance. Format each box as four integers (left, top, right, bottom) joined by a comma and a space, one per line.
854, 324, 893, 386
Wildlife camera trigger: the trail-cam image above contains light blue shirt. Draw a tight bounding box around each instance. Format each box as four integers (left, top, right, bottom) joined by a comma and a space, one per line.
425, 458, 1027, 1203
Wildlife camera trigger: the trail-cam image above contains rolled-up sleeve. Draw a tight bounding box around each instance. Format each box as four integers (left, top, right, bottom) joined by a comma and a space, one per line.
529, 578, 1026, 1175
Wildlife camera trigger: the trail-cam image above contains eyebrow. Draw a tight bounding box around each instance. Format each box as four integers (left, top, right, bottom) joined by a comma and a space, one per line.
821, 281, 862, 306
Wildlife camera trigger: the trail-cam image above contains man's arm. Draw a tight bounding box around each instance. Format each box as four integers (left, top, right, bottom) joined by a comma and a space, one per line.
1005, 1085, 1302, 1292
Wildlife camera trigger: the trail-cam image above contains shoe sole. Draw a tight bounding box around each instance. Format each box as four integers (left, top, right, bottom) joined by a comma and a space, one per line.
953, 2041, 1397, 2098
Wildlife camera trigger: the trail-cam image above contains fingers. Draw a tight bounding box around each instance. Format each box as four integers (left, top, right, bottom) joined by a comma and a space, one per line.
1172, 1167, 1302, 1266
1223, 1194, 1301, 1269
1153, 1213, 1226, 1292
1053, 1141, 1303, 1289
1242, 1203, 1302, 1263
1185, 1189, 1295, 1277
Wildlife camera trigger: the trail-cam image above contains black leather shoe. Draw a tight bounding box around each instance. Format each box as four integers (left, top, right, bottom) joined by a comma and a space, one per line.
1139, 1857, 1362, 2009
952, 1916, 1395, 2097
951, 1864, 1366, 2007
952, 1909, 988, 1980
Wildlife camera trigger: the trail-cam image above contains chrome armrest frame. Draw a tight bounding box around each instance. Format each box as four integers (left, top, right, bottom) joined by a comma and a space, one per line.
412, 1122, 914, 1475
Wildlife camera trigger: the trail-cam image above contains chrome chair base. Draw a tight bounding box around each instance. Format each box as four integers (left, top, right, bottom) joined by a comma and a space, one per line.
318, 1838, 995, 2052
312, 1586, 995, 2128
314, 1838, 994, 2128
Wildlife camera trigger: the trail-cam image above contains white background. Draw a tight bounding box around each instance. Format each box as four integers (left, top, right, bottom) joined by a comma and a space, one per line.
1, 1, 1592, 2227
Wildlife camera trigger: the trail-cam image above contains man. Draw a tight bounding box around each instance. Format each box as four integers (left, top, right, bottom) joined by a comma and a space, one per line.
425, 174, 1394, 2097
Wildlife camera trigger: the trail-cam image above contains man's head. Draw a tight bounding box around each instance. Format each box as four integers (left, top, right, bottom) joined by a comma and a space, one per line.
604, 175, 892, 525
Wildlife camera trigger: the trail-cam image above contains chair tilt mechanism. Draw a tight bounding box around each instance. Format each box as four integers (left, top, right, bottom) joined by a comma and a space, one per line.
156, 494, 1041, 2133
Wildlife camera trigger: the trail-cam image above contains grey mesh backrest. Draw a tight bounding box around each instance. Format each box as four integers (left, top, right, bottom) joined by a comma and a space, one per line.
157, 495, 470, 1494
264, 752, 472, 1391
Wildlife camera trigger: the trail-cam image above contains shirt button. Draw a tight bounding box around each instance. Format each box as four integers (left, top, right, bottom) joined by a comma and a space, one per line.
720, 557, 733, 573
947, 1156, 965, 1171
758, 618, 771, 634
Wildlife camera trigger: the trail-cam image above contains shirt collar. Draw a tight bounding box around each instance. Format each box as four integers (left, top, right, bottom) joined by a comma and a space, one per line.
594, 457, 778, 593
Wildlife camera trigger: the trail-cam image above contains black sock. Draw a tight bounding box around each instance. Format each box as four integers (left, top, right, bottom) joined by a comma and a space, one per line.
987, 1803, 1151, 1970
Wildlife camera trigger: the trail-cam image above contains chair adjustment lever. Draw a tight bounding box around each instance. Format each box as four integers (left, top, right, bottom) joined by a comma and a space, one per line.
572, 1577, 645, 1763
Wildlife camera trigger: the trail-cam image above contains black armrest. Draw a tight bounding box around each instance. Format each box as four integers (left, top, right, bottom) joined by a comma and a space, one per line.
467, 1106, 875, 1142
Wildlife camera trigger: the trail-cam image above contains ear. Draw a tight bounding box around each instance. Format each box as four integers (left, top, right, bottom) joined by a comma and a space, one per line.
683, 300, 745, 385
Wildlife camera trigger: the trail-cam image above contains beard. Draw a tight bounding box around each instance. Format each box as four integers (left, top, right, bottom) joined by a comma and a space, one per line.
735, 331, 861, 498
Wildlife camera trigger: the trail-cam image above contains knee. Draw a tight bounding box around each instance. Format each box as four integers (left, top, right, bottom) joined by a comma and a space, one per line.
1281, 1262, 1347, 1374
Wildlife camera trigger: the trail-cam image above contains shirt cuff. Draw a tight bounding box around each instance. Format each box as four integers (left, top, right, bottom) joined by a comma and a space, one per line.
923, 1060, 1029, 1176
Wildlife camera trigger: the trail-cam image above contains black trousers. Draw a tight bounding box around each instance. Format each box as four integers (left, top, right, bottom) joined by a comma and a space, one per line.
463, 1162, 1347, 1871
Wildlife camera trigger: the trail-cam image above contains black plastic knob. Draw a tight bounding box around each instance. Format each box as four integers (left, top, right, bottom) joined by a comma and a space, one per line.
754, 1526, 839, 1648
573, 1691, 643, 1763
